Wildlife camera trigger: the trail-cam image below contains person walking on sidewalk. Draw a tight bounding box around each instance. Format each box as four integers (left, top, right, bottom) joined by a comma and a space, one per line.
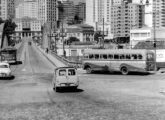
46, 48, 49, 54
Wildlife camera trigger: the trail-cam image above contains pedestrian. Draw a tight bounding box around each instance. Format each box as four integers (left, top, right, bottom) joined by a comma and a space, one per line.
46, 48, 49, 54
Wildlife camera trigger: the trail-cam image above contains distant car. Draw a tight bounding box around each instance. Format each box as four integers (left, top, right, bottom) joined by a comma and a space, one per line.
0, 62, 12, 77
52, 67, 79, 92
28, 41, 31, 45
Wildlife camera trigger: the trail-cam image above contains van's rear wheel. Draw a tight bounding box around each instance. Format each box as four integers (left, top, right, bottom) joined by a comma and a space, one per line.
86, 67, 92, 74
121, 67, 129, 75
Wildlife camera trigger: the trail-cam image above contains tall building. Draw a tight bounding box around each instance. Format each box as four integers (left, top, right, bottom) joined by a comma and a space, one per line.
86, 0, 120, 39
7, 0, 15, 19
14, 17, 41, 38
86, 0, 145, 39
38, 0, 58, 30
59, 0, 75, 24
15, 0, 38, 19
153, 0, 165, 28
0, 0, 8, 20
132, 0, 153, 27
111, 2, 145, 38
75, 2, 86, 22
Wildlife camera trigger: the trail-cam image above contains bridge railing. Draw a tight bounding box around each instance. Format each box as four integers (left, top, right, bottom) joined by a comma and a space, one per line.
51, 51, 82, 68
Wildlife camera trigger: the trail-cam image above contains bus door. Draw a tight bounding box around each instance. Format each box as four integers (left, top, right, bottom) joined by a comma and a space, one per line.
99, 54, 110, 71
146, 53, 155, 71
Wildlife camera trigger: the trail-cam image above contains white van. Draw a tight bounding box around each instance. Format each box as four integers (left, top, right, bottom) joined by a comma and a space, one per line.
52, 67, 79, 92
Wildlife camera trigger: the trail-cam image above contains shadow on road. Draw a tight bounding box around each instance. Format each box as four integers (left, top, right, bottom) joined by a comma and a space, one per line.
0, 75, 15, 80
87, 71, 151, 76
56, 88, 84, 93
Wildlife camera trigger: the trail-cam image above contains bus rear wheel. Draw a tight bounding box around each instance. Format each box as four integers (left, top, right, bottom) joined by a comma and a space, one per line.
86, 67, 92, 74
121, 67, 129, 75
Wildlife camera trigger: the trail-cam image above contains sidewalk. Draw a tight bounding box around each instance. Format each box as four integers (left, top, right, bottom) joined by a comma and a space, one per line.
34, 44, 66, 67
34, 43, 86, 74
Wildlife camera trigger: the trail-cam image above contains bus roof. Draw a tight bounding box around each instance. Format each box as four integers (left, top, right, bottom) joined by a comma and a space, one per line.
83, 49, 153, 54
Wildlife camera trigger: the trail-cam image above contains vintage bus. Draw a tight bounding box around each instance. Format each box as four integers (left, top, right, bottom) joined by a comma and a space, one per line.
0, 48, 17, 63
82, 49, 155, 75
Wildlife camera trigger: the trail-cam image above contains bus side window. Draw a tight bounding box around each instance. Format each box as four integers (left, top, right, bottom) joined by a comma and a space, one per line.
120, 54, 125, 59
95, 54, 99, 59
138, 54, 143, 60
100, 54, 103, 59
108, 54, 113, 59
132, 54, 137, 60
89, 54, 94, 59
84, 54, 88, 59
102, 54, 107, 59
126, 54, 131, 60
114, 54, 119, 59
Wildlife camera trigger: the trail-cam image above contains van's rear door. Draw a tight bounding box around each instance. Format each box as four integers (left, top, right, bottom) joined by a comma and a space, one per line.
67, 68, 78, 85
57, 69, 67, 86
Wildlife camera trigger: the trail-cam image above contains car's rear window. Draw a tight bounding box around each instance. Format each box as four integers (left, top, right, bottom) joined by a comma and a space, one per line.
68, 69, 76, 76
59, 69, 66, 76
0, 65, 9, 68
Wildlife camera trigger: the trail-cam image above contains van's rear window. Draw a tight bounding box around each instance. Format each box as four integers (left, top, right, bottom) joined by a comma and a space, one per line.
68, 69, 76, 76
59, 69, 66, 76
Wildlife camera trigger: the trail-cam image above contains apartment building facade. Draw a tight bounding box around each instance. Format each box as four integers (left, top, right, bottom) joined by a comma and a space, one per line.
86, 0, 114, 39
15, 0, 38, 19
86, 0, 145, 40
14, 17, 41, 38
111, 2, 145, 38
75, 2, 86, 23
0, 0, 7, 20
38, 0, 58, 30
153, 0, 165, 28
7, 0, 15, 19
58, 0, 75, 25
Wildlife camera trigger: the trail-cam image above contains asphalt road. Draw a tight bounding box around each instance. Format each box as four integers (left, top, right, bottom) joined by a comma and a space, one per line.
1, 38, 165, 120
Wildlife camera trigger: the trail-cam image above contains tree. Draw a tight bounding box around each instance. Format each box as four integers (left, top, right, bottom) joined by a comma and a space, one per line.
67, 37, 80, 45
0, 17, 4, 24
73, 15, 82, 24
2, 18, 17, 47
94, 31, 102, 43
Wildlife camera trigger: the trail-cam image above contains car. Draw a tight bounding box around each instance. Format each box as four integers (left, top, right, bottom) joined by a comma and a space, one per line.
0, 62, 12, 78
52, 67, 79, 92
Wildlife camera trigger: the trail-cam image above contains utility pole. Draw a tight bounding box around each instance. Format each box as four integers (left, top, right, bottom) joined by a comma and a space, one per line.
62, 20, 65, 57
153, 11, 157, 71
102, 18, 104, 48
49, 0, 53, 50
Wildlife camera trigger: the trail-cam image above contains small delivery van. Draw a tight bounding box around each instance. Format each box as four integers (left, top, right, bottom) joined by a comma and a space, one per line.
52, 67, 79, 92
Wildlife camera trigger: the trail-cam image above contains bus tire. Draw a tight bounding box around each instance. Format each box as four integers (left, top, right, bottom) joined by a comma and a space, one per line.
121, 67, 129, 75
86, 67, 92, 74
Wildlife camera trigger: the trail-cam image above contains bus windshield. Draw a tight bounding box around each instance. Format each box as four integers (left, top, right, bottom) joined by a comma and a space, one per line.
147, 53, 154, 61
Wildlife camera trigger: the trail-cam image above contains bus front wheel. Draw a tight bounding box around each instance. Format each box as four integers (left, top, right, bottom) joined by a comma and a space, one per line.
121, 67, 129, 75
86, 67, 92, 74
